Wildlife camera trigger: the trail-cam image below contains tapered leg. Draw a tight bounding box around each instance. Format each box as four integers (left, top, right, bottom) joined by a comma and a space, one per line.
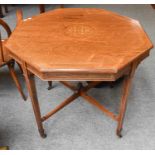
17, 62, 23, 74
117, 63, 136, 137
47, 81, 52, 90
22, 63, 46, 138
7, 63, 26, 101
0, 5, 4, 18
60, 4, 64, 8
4, 5, 8, 13
39, 4, 45, 13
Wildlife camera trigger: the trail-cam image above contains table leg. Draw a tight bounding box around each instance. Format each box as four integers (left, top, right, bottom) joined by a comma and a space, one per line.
4, 5, 8, 13
16, 62, 23, 74
60, 4, 64, 8
0, 5, 4, 18
7, 62, 26, 101
39, 4, 45, 13
117, 63, 137, 137
22, 63, 46, 138
47, 81, 52, 90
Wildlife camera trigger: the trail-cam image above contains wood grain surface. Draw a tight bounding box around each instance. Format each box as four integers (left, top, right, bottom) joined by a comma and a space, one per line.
5, 8, 153, 81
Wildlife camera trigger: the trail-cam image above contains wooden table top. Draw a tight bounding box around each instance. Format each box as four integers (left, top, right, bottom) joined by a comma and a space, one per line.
6, 8, 153, 81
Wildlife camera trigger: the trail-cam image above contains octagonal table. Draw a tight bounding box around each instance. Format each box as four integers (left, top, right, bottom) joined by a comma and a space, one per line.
5, 8, 153, 138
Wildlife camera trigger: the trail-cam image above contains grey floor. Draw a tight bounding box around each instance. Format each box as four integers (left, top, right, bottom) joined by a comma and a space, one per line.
0, 4, 155, 150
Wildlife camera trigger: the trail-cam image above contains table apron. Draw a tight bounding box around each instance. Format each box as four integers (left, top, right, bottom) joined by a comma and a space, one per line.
8, 51, 149, 81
